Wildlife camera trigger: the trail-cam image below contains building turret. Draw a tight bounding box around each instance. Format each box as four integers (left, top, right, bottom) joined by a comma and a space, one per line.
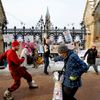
35, 15, 44, 30
45, 7, 52, 31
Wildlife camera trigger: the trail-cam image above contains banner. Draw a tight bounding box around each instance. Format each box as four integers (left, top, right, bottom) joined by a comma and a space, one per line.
63, 30, 73, 43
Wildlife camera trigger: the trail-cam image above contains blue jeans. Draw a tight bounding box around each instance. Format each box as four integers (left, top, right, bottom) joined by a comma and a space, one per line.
44, 57, 49, 73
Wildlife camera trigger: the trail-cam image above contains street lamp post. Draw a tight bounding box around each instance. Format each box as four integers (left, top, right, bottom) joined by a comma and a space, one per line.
32, 26, 34, 42
55, 26, 57, 44
72, 26, 75, 41
44, 25, 45, 33
41, 26, 43, 42
64, 27, 67, 43
22, 26, 25, 42
14, 26, 17, 41
47, 25, 49, 36
39, 17, 44, 43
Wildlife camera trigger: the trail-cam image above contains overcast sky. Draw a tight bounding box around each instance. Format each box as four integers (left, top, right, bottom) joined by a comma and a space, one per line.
2, 0, 86, 29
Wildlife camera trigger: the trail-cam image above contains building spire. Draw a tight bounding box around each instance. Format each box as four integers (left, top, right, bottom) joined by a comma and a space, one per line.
35, 7, 54, 31
45, 7, 50, 20
35, 15, 44, 30
45, 7, 51, 31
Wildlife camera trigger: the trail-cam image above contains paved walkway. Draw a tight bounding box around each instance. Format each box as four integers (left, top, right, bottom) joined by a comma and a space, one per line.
0, 62, 100, 100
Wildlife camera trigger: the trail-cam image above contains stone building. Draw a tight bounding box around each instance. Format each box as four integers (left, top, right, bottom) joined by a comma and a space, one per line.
0, 0, 7, 54
83, 0, 100, 52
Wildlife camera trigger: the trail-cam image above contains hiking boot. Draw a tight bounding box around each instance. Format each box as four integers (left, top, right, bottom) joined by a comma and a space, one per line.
3, 90, 14, 100
28, 80, 38, 89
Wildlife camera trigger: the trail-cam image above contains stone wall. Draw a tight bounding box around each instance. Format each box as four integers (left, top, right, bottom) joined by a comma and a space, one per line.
0, 31, 4, 54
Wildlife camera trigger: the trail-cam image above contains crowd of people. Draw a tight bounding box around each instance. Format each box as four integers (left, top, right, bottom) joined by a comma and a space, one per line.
0, 36, 99, 100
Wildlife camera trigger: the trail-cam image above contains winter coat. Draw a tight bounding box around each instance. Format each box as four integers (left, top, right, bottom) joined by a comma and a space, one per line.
54, 50, 88, 88
63, 51, 88, 88
43, 44, 50, 57
0, 49, 24, 72
84, 48, 97, 64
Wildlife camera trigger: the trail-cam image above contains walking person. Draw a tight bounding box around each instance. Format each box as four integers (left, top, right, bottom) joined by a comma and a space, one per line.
43, 37, 50, 75
31, 48, 39, 68
84, 44, 98, 75
54, 44, 88, 100
20, 44, 29, 68
0, 40, 38, 100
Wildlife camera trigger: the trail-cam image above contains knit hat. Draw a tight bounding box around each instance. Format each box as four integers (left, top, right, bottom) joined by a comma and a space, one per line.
12, 41, 20, 47
58, 44, 69, 53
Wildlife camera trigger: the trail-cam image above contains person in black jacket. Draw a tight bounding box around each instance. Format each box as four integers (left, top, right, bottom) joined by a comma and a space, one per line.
84, 44, 98, 75
43, 37, 50, 75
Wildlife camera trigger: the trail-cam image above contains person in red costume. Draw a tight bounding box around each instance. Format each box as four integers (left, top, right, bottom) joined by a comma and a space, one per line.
0, 40, 38, 100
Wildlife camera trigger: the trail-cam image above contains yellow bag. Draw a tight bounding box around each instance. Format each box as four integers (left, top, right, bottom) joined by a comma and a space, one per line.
36, 56, 44, 65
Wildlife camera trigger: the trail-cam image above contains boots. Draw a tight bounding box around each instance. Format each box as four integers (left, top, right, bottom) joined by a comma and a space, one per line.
3, 90, 14, 100
28, 80, 38, 89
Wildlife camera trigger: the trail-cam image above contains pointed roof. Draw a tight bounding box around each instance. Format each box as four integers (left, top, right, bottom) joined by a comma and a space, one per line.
45, 7, 50, 20
35, 15, 44, 29
35, 7, 54, 30
45, 7, 54, 30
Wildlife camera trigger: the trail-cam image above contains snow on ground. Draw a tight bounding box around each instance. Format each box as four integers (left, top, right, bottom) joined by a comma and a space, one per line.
0, 50, 100, 74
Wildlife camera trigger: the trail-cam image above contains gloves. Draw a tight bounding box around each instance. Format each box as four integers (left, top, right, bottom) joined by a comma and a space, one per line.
69, 76, 78, 81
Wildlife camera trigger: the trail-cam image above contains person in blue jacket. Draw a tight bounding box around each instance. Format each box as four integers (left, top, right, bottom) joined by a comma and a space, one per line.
54, 44, 88, 100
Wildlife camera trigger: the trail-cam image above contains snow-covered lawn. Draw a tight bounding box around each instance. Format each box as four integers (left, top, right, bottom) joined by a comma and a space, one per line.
0, 50, 100, 73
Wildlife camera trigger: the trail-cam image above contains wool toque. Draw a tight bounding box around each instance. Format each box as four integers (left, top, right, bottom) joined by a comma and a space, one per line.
58, 44, 69, 53
12, 41, 20, 47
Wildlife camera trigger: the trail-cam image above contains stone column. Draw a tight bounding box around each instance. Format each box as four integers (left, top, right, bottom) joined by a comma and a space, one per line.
0, 27, 4, 54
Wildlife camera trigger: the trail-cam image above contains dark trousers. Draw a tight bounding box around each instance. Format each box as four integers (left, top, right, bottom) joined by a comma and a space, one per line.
44, 57, 49, 73
8, 67, 32, 92
62, 86, 78, 100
